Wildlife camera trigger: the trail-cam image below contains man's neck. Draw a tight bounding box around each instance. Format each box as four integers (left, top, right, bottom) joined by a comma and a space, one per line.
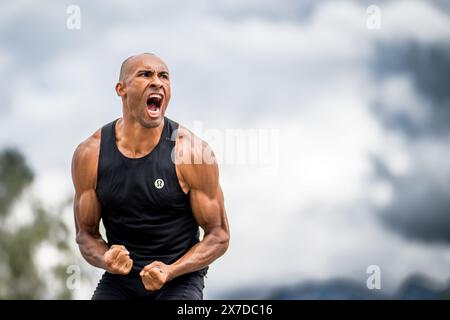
116, 116, 164, 158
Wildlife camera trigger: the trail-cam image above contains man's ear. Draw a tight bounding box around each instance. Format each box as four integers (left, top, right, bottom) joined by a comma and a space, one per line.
115, 82, 125, 96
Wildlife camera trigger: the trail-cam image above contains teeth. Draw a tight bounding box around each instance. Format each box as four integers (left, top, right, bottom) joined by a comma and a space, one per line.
149, 94, 162, 100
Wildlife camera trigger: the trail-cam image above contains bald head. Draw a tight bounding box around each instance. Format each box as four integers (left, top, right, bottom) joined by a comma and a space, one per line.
115, 52, 171, 128
119, 53, 164, 81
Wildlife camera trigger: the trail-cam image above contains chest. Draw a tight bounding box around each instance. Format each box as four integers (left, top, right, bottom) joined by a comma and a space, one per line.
96, 155, 189, 211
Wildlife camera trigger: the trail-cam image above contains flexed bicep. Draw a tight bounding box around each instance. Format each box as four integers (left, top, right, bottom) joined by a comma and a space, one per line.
71, 132, 110, 269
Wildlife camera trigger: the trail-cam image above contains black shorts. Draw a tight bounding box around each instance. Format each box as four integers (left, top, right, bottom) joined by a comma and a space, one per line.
92, 268, 207, 300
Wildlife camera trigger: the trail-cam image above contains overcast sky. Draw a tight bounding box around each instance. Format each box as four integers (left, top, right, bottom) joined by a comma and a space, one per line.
1, 0, 449, 298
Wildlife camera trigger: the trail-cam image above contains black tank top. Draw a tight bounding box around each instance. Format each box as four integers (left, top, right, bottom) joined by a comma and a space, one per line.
96, 117, 203, 276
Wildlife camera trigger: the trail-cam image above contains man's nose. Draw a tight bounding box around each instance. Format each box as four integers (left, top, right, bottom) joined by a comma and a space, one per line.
149, 75, 163, 88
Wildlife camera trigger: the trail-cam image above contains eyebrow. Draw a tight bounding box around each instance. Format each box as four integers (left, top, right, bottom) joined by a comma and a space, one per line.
136, 69, 169, 75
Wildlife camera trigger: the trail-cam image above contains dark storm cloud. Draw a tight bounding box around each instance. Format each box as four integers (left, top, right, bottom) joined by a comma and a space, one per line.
372, 155, 450, 243
372, 41, 450, 137
371, 38, 450, 243
381, 173, 450, 244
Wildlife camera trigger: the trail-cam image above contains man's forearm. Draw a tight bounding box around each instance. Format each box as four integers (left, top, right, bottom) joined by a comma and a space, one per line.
76, 233, 110, 270
167, 229, 229, 281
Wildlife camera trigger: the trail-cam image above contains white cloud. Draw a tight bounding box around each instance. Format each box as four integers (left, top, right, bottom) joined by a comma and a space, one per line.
380, 0, 450, 43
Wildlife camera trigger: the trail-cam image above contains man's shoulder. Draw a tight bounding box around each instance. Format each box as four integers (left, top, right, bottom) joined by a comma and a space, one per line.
175, 124, 193, 141
175, 124, 211, 152
175, 124, 216, 166
73, 128, 101, 166
71, 128, 102, 188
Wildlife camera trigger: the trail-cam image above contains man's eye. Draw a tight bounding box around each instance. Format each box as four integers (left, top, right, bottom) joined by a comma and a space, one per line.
160, 74, 169, 80
141, 71, 151, 77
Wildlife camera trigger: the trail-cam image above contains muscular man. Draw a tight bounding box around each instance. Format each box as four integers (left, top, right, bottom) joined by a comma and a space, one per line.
71, 53, 230, 300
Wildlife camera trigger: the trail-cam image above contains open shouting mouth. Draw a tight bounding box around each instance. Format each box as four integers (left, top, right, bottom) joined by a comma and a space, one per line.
146, 93, 163, 118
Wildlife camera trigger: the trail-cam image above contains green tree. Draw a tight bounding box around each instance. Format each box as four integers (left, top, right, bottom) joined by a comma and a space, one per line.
0, 148, 74, 299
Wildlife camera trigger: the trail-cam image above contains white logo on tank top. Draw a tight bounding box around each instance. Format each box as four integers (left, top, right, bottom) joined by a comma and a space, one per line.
154, 178, 164, 189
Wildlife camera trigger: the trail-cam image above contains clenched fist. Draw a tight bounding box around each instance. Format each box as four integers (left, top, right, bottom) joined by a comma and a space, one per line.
104, 245, 133, 275
140, 261, 172, 291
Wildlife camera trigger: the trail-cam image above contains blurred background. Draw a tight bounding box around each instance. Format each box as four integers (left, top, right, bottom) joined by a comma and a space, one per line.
0, 0, 449, 299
